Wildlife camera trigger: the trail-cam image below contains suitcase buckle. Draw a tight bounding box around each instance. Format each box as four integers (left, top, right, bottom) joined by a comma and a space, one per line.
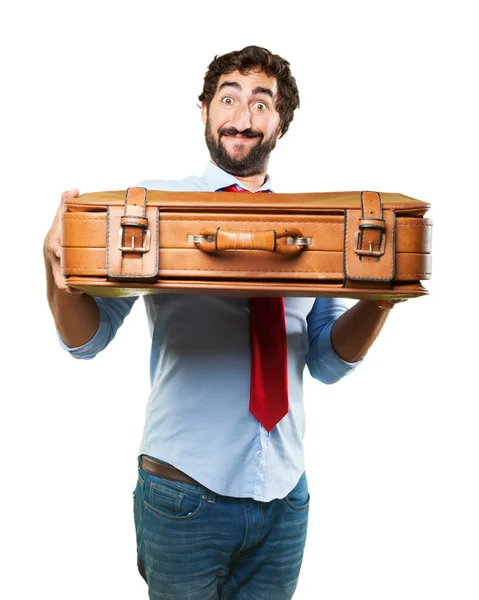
286, 236, 311, 246
188, 235, 216, 244
353, 231, 386, 256
118, 228, 151, 253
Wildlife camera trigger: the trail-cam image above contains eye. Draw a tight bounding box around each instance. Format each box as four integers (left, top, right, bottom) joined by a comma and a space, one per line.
254, 101, 268, 112
221, 96, 234, 105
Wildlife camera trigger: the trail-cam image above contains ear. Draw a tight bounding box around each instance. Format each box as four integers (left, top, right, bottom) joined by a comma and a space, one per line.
201, 101, 208, 125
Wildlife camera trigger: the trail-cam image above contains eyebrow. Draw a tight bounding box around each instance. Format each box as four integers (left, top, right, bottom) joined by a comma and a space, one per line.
218, 81, 274, 99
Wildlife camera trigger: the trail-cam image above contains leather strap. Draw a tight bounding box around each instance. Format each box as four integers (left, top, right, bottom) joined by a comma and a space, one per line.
106, 187, 159, 280
344, 191, 395, 281
359, 191, 385, 263
140, 455, 201, 486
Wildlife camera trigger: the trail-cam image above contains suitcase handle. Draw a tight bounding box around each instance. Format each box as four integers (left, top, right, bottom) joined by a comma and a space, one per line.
188, 227, 311, 256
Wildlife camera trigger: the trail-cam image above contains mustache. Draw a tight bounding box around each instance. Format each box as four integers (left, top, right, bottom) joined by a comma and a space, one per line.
219, 127, 263, 139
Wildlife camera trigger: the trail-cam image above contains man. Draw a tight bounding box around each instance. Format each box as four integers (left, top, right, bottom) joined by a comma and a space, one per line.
44, 46, 400, 599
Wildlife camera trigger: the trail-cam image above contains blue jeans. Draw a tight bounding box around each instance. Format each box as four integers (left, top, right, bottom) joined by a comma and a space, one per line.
133, 462, 309, 599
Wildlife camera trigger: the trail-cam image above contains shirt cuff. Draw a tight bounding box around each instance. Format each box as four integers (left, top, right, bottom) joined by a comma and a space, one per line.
56, 315, 110, 360
310, 320, 363, 382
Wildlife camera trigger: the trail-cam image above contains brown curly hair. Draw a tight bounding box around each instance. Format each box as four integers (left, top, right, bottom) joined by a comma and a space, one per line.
198, 46, 300, 137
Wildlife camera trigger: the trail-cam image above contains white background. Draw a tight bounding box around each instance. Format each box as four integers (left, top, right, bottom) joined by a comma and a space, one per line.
1, 1, 478, 598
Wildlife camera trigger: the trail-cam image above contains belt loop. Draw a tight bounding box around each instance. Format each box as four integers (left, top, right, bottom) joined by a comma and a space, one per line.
206, 490, 217, 504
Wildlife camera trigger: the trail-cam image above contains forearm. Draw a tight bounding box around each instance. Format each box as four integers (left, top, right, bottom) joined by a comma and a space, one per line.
330, 299, 393, 363
45, 258, 100, 348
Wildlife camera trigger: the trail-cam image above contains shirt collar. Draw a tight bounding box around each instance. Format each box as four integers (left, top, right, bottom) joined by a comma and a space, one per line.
202, 162, 274, 193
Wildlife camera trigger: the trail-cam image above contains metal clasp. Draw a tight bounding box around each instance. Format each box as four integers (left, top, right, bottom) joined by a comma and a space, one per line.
188, 234, 216, 244
353, 231, 386, 256
286, 236, 312, 246
118, 228, 151, 253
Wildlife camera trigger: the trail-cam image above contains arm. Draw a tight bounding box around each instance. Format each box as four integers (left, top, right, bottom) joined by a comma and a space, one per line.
330, 299, 402, 363
44, 189, 100, 348
306, 297, 361, 384
44, 189, 137, 357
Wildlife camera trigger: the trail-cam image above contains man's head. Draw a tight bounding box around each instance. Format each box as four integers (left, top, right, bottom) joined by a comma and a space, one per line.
199, 46, 300, 177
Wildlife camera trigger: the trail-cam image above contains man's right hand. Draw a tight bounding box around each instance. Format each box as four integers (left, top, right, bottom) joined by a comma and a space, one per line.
44, 189, 83, 296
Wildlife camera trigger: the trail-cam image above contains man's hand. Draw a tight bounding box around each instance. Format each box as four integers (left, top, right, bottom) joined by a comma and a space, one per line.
331, 298, 407, 363
375, 299, 408, 311
43, 189, 83, 296
44, 189, 100, 348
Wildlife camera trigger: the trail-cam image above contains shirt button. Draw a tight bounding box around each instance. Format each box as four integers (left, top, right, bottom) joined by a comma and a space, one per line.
257, 451, 262, 456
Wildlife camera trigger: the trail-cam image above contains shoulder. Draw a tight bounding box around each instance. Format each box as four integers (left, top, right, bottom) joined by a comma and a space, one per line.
136, 175, 209, 192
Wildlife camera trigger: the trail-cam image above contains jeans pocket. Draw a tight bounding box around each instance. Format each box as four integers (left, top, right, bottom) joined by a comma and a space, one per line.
282, 473, 310, 512
144, 476, 206, 521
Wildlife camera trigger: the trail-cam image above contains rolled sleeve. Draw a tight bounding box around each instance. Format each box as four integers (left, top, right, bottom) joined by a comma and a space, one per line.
306, 297, 362, 384
57, 296, 138, 359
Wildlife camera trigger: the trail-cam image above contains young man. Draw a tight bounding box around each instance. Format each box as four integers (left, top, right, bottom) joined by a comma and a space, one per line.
44, 46, 400, 599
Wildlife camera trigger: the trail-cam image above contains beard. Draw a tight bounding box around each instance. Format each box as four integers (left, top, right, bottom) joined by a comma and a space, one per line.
204, 120, 278, 177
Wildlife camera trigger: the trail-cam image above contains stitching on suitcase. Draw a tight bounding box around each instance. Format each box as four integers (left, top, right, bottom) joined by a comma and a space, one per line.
64, 217, 105, 221
106, 208, 110, 274
65, 220, 103, 224
64, 217, 430, 225
158, 268, 343, 274
66, 269, 430, 275
344, 210, 349, 276
67, 267, 343, 274
164, 219, 341, 223
65, 265, 431, 275
397, 272, 431, 276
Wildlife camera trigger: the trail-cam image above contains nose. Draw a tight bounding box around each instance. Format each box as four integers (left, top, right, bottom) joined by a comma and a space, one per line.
229, 103, 252, 132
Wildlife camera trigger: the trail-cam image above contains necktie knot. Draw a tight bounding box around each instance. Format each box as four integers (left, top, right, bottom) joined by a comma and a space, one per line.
219, 184, 270, 194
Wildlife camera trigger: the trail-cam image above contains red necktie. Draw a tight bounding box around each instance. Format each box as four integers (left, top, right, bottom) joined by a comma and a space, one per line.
220, 184, 289, 431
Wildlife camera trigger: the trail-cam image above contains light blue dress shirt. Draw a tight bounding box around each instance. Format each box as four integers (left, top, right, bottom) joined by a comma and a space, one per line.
59, 163, 361, 502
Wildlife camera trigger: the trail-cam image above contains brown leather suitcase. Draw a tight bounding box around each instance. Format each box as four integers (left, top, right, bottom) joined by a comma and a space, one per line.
60, 187, 432, 299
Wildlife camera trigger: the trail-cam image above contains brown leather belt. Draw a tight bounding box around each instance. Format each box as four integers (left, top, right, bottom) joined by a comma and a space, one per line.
140, 455, 201, 486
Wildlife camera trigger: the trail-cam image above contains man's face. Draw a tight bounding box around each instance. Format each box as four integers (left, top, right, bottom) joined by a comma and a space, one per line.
201, 69, 282, 177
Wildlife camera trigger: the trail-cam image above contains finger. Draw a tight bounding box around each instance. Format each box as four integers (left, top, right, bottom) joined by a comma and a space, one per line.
61, 188, 80, 203
49, 238, 62, 258
50, 255, 69, 291
47, 246, 61, 260
375, 299, 406, 310
59, 189, 80, 215
44, 234, 61, 259
44, 239, 60, 261
64, 286, 84, 296
52, 262, 67, 291
50, 255, 81, 295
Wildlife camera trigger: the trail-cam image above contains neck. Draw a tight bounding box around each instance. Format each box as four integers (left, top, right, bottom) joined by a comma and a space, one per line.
211, 160, 268, 192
